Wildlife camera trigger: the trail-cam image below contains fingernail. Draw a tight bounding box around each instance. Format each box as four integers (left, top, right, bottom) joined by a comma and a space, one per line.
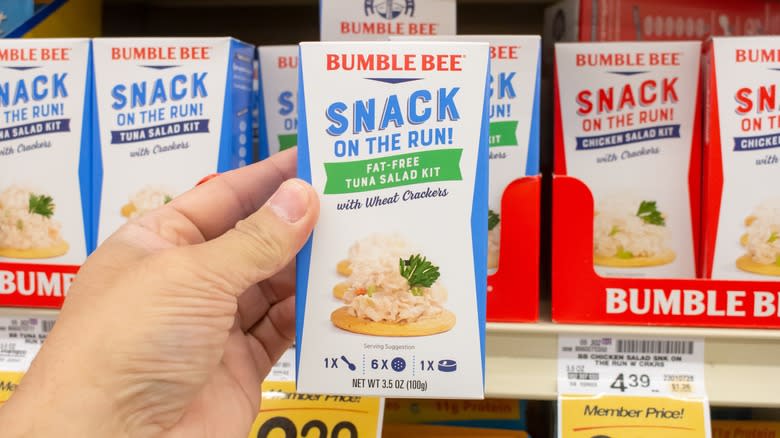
268, 180, 309, 223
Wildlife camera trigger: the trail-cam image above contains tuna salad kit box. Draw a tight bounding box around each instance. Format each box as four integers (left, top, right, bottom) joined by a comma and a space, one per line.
0, 39, 92, 308
257, 45, 298, 158
296, 41, 490, 397
320, 0, 456, 41
554, 41, 701, 279
703, 37, 780, 280
92, 38, 254, 244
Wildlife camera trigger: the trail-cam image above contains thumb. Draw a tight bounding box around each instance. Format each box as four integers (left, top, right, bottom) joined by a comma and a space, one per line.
183, 178, 319, 294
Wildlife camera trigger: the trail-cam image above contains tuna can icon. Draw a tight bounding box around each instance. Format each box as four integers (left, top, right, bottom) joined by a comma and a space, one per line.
438, 359, 457, 372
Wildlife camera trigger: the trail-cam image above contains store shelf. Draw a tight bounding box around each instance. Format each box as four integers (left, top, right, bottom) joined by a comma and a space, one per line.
104, 0, 554, 5
485, 320, 780, 407
3, 308, 778, 406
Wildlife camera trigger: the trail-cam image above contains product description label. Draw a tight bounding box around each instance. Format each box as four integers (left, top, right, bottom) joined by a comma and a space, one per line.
558, 334, 705, 396
248, 381, 383, 438
0, 315, 56, 404
268, 347, 295, 382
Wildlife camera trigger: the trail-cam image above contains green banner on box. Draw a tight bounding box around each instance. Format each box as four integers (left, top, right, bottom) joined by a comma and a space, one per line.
489, 120, 519, 147
324, 149, 463, 194
278, 133, 298, 151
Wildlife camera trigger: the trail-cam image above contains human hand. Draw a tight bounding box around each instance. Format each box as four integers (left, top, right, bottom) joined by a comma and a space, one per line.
0, 148, 319, 438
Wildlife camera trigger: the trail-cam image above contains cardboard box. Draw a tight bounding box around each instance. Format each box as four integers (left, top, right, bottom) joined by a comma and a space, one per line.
92, 38, 254, 245
554, 41, 701, 279
0, 39, 92, 308
392, 35, 541, 271
295, 41, 490, 397
544, 0, 780, 69
703, 36, 780, 280
0, 0, 33, 37
257, 45, 298, 159
320, 0, 456, 41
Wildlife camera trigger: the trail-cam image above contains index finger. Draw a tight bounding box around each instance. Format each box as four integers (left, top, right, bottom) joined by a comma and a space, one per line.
166, 148, 298, 241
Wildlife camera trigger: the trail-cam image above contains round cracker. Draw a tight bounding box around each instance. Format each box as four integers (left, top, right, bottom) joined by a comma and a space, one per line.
488, 249, 498, 270
736, 254, 780, 276
594, 249, 676, 268
0, 240, 69, 259
121, 202, 136, 218
337, 259, 352, 277
333, 282, 349, 300
331, 307, 455, 337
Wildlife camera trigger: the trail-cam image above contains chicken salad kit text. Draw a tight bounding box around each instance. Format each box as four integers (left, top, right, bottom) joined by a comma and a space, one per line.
92, 38, 254, 244
295, 42, 490, 398
0, 39, 92, 307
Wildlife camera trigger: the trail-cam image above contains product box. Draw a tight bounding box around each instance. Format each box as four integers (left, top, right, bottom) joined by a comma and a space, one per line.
320, 0, 457, 41
543, 0, 780, 69
257, 45, 298, 159
554, 41, 702, 279
296, 42, 490, 398
0, 39, 92, 308
92, 38, 254, 244
0, 0, 33, 37
703, 37, 780, 280
392, 35, 541, 271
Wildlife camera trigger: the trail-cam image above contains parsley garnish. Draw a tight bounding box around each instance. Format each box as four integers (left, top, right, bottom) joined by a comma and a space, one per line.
769, 232, 779, 244
399, 254, 441, 296
636, 200, 665, 226
28, 194, 55, 218
609, 225, 621, 236
488, 209, 500, 231
616, 247, 634, 259
164, 195, 173, 204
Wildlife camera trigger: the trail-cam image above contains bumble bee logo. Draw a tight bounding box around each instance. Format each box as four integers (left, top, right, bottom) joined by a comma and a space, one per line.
364, 0, 415, 20
0, 379, 17, 393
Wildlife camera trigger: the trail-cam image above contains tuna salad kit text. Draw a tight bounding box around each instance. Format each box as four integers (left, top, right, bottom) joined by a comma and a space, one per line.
295, 42, 490, 397
0, 39, 92, 307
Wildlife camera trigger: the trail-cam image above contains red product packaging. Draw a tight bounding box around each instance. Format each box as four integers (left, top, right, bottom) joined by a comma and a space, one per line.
551, 39, 780, 329
544, 0, 780, 69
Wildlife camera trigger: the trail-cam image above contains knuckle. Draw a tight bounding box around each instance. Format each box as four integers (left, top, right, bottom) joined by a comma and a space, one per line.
232, 218, 289, 273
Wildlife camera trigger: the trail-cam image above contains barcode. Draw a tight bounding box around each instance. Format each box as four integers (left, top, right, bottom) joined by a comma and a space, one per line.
616, 339, 694, 355
568, 372, 599, 381
42, 320, 55, 333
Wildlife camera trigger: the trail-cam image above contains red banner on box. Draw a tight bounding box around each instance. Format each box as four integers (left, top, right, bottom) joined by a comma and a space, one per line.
0, 262, 78, 308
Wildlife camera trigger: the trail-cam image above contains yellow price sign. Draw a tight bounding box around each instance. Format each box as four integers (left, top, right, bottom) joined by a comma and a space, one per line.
0, 371, 24, 405
248, 381, 383, 438
559, 394, 710, 438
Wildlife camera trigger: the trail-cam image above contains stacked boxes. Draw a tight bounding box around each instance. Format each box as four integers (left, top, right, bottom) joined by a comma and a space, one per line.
257, 45, 299, 159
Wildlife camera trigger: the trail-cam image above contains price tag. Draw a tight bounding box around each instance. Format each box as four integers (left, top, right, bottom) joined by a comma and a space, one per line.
268, 347, 295, 382
558, 394, 711, 438
248, 381, 384, 438
558, 335, 706, 397
557, 335, 710, 438
0, 316, 56, 404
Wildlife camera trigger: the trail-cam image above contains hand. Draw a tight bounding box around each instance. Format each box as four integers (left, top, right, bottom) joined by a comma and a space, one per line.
0, 148, 319, 438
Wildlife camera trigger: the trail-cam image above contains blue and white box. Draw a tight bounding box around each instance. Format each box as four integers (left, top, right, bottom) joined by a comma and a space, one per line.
92, 38, 254, 245
0, 0, 34, 37
257, 45, 299, 159
0, 39, 92, 298
295, 41, 490, 398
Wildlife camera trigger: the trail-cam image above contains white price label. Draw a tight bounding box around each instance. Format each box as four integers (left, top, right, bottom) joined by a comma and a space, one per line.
268, 347, 296, 382
558, 335, 706, 397
0, 316, 56, 373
